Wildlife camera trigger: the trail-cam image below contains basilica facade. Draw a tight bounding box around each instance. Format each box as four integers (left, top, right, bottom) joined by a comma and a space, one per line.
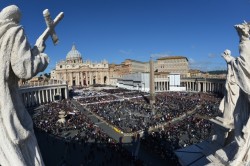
51, 45, 109, 87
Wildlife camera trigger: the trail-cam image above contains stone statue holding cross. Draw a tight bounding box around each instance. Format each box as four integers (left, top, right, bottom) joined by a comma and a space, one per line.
0, 5, 63, 165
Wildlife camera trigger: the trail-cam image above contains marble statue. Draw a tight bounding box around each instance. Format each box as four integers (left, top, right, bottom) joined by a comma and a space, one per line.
219, 21, 250, 165
0, 5, 63, 166
175, 20, 250, 166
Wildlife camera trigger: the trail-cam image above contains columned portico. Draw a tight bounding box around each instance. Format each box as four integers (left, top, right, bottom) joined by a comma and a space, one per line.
19, 83, 68, 108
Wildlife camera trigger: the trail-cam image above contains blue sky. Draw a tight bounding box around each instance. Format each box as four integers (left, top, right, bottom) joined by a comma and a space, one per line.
1, 0, 250, 73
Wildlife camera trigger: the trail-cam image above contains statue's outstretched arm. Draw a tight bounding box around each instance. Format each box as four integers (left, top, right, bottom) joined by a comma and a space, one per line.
221, 49, 235, 63
10, 27, 49, 80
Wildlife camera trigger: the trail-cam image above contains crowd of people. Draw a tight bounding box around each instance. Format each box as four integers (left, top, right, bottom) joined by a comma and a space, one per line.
84, 90, 221, 134
32, 99, 143, 165
32, 87, 223, 165
77, 95, 119, 105
33, 100, 105, 142
141, 115, 213, 162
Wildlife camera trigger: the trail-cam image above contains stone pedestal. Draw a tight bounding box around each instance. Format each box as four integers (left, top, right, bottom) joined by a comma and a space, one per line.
210, 117, 234, 147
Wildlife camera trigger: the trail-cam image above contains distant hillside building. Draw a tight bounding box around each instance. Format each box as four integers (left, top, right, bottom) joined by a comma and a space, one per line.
51, 44, 109, 87
157, 56, 189, 77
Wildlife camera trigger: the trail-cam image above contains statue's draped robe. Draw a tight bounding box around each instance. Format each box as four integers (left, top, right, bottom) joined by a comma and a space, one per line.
230, 40, 250, 141
219, 62, 239, 125
0, 20, 47, 166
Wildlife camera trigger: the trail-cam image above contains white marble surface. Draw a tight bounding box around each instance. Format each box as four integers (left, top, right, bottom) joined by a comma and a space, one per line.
221, 21, 250, 166
0, 5, 49, 166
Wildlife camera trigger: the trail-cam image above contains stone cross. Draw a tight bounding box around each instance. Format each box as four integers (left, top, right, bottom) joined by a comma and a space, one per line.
42, 9, 64, 45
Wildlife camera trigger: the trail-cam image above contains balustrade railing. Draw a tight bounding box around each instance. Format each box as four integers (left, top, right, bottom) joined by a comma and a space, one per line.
19, 79, 67, 88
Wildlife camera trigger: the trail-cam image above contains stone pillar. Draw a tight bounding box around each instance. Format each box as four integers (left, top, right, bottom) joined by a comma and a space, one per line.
86, 72, 89, 86
150, 59, 155, 104
89, 72, 92, 85
100, 71, 103, 84
70, 72, 73, 86
65, 86, 68, 99
204, 81, 207, 92
107, 72, 110, 85
49, 89, 52, 102
76, 72, 79, 86
42, 90, 45, 104
46, 90, 49, 103
80, 72, 83, 86
38, 91, 41, 105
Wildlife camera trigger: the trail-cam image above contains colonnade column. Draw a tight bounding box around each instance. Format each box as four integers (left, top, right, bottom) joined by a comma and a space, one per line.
86, 72, 89, 86
49, 89, 52, 102
65, 87, 68, 99
42, 90, 45, 104
70, 72, 73, 86
198, 82, 201, 92
89, 72, 92, 85
80, 72, 83, 86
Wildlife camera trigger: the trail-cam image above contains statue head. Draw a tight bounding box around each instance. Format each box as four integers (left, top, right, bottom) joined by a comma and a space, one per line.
0, 5, 21, 24
234, 21, 250, 41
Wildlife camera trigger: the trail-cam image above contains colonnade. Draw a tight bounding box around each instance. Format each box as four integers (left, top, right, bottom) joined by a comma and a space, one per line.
155, 81, 170, 91
19, 84, 68, 108
182, 81, 224, 93
154, 78, 225, 94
